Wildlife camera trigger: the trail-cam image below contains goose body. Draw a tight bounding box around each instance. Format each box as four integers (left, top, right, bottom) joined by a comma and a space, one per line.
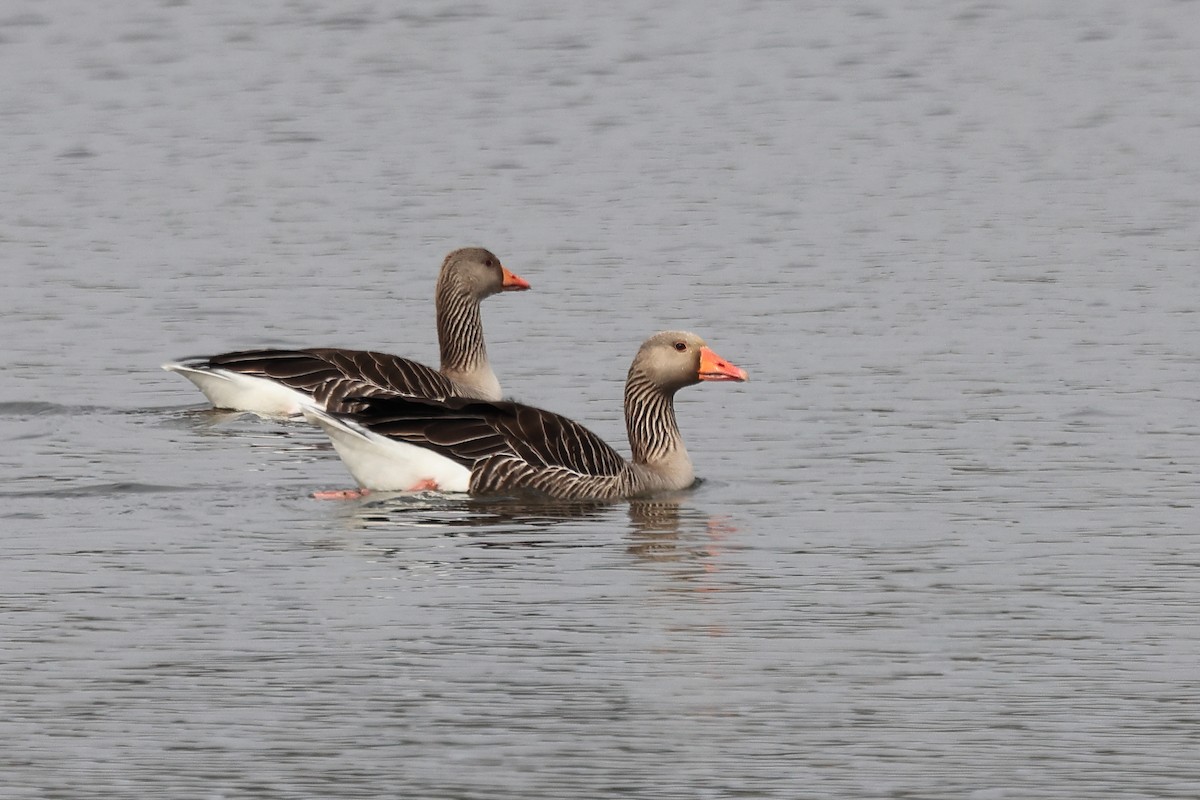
305, 331, 747, 500
162, 248, 529, 414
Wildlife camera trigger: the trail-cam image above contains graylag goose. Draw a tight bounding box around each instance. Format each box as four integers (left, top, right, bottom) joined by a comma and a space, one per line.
304, 331, 748, 501
162, 247, 529, 415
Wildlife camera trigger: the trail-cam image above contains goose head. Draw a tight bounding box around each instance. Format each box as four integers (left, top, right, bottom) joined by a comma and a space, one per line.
440, 247, 531, 299
631, 331, 748, 393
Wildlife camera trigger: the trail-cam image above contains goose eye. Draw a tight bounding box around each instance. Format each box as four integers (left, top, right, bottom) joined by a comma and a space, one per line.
484, 259, 494, 268
673, 341, 687, 352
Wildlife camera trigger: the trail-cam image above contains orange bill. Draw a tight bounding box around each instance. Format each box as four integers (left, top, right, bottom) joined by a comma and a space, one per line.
698, 346, 748, 382
501, 266, 531, 291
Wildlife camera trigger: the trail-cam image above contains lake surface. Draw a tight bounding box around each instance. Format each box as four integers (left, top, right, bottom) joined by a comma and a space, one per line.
2, 1, 1198, 797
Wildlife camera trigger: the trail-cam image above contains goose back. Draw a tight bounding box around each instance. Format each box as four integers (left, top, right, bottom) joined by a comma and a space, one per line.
162, 247, 528, 413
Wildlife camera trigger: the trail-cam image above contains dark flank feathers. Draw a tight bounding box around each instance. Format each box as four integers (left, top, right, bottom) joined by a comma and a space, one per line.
193, 348, 459, 412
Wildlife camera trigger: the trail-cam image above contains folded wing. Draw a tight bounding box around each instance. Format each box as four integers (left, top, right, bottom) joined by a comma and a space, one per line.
342, 395, 628, 477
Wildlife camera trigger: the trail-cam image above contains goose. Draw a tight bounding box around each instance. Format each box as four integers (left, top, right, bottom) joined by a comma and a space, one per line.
303, 331, 747, 500
161, 247, 529, 415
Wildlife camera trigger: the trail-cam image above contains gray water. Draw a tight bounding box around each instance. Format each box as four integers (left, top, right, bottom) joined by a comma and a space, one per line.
2, 1, 1198, 797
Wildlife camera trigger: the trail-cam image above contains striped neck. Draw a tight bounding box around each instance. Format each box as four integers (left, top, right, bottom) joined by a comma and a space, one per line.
624, 368, 684, 466
435, 273, 495, 397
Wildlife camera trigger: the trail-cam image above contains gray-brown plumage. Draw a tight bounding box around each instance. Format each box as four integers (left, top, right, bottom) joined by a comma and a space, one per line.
163, 247, 529, 414
308, 331, 748, 500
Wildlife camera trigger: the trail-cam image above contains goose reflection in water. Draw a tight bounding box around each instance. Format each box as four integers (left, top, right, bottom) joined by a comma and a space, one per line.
341, 492, 610, 533
328, 490, 737, 576
626, 497, 738, 580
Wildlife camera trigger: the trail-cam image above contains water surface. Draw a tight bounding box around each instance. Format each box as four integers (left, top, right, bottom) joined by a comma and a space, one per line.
1, 1, 1198, 797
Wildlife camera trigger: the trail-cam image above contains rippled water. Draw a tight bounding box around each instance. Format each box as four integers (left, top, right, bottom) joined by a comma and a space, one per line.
2, 1, 1199, 797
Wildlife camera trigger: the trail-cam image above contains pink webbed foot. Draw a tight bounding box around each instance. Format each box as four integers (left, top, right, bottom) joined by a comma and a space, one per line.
311, 488, 371, 500
407, 478, 440, 491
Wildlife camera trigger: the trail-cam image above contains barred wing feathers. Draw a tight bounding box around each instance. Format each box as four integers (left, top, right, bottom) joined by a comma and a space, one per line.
346, 395, 628, 478
201, 348, 460, 410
